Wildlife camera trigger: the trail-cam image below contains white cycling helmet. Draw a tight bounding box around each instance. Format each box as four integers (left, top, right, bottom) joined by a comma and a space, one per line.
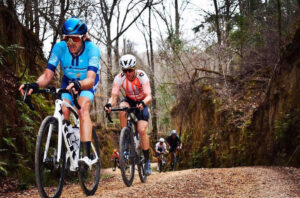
159, 138, 165, 143
119, 54, 136, 69
171, 130, 177, 135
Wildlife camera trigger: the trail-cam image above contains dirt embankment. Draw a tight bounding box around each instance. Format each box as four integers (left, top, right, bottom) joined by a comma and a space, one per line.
3, 166, 300, 198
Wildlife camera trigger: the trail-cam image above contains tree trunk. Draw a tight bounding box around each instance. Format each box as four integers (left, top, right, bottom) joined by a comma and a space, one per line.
148, 4, 158, 144
213, 0, 221, 45
213, 0, 223, 74
33, 0, 39, 37
225, 0, 231, 40
277, 0, 282, 48
238, 0, 244, 15
113, 39, 120, 75
106, 32, 113, 97
24, 0, 30, 28
175, 0, 180, 37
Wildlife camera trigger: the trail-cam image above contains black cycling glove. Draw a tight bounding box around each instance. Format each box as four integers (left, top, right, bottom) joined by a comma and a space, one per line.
72, 80, 81, 91
137, 101, 146, 108
104, 103, 112, 110
28, 82, 39, 93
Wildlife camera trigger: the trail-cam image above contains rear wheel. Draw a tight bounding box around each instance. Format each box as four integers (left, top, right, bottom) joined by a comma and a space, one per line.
119, 127, 135, 187
35, 116, 65, 198
78, 128, 101, 196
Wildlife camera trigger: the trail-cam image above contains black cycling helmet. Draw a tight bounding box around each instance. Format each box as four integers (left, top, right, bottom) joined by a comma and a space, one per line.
62, 17, 87, 35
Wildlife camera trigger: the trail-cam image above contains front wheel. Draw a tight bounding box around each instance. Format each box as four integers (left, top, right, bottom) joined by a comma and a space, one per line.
119, 127, 135, 187
171, 152, 176, 171
35, 116, 65, 198
158, 157, 163, 173
78, 128, 101, 196
137, 149, 147, 183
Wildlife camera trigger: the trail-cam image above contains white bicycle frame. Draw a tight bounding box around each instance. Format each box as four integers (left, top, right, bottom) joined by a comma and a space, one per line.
43, 94, 99, 171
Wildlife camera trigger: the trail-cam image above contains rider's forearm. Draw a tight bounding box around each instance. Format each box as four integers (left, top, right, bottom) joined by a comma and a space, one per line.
108, 94, 118, 107
36, 69, 54, 88
79, 71, 96, 90
79, 77, 94, 90
142, 94, 152, 106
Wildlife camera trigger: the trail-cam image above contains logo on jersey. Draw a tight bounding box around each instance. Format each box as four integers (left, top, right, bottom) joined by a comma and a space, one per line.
89, 56, 99, 66
49, 53, 58, 64
139, 72, 144, 77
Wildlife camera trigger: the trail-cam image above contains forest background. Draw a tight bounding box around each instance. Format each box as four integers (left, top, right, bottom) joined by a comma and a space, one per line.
0, 0, 299, 191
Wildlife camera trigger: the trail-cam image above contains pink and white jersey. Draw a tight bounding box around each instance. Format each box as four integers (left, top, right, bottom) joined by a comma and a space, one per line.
112, 69, 151, 101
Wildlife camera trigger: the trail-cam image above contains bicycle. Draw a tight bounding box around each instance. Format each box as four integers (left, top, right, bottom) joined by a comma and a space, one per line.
22, 84, 100, 198
106, 107, 147, 186
169, 146, 181, 171
158, 152, 166, 173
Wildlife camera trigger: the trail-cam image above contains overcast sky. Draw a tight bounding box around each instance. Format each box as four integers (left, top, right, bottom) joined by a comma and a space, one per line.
43, 0, 214, 57
118, 0, 213, 53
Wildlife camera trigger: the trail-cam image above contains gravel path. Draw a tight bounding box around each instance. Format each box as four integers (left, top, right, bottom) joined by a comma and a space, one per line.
3, 166, 300, 198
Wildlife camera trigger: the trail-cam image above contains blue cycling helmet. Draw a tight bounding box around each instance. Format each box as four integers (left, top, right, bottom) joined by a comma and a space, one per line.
62, 17, 87, 35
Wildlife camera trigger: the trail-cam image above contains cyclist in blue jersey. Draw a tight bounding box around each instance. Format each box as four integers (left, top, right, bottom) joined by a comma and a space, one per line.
19, 17, 101, 167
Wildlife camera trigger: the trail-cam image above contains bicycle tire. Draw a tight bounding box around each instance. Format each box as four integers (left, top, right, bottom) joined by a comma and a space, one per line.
78, 128, 101, 196
35, 116, 65, 198
158, 160, 162, 173
170, 152, 176, 171
137, 148, 147, 183
119, 127, 135, 187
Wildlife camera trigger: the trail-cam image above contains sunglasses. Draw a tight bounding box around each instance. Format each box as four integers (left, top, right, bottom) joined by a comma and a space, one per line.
122, 68, 135, 73
62, 35, 83, 43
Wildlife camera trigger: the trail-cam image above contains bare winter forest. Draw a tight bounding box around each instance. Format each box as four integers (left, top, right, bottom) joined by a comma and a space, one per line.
0, 0, 300, 196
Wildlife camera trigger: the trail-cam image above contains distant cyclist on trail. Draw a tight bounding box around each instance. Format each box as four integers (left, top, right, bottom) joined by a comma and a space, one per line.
18, 17, 101, 167
112, 149, 120, 171
166, 130, 182, 169
104, 54, 152, 175
155, 138, 167, 171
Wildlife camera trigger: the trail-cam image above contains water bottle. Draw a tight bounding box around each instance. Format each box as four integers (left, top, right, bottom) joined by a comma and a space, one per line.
66, 124, 80, 151
72, 127, 80, 150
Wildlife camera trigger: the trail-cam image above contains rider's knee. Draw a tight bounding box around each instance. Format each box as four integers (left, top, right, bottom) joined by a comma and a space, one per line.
138, 128, 147, 136
119, 102, 128, 117
78, 104, 90, 119
137, 124, 148, 135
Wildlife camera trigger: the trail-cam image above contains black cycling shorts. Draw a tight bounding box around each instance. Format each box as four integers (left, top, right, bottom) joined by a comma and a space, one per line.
121, 97, 150, 121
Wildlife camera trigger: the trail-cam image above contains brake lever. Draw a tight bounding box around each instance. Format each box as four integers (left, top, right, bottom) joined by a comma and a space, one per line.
70, 90, 81, 109
105, 111, 113, 123
22, 85, 35, 110
24, 95, 34, 110
23, 87, 28, 102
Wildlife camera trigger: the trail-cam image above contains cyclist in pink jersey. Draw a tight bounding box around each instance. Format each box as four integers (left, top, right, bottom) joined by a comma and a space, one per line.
104, 54, 152, 175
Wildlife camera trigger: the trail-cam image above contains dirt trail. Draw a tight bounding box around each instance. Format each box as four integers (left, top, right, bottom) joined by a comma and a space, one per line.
3, 166, 300, 198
